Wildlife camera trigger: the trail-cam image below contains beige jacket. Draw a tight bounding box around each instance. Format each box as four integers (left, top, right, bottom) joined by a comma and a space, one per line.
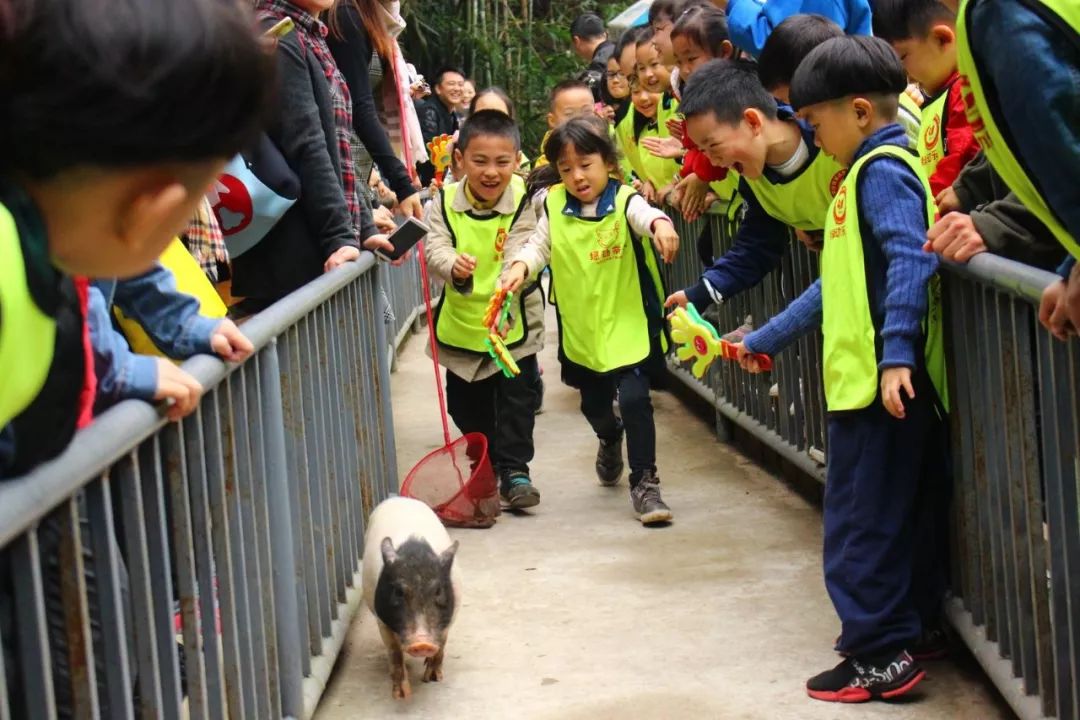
423, 182, 545, 383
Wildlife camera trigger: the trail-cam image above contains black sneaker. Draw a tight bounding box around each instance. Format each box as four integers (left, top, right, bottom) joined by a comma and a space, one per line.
911, 626, 949, 661
500, 476, 540, 510
630, 473, 673, 525
595, 434, 624, 486
806, 650, 925, 703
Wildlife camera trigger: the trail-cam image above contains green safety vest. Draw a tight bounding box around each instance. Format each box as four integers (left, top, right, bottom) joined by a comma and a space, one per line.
546, 183, 667, 373
637, 95, 682, 191
614, 106, 638, 183
435, 178, 529, 354
820, 145, 948, 412
898, 91, 922, 149
956, 0, 1080, 259
0, 203, 56, 428
748, 147, 847, 231
709, 171, 745, 222
917, 78, 955, 180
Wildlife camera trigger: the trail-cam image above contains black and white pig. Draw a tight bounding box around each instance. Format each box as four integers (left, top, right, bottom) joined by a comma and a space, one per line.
362, 496, 461, 700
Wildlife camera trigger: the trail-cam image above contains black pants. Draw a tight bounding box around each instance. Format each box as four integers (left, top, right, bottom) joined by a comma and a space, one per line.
578, 366, 656, 485
446, 355, 538, 482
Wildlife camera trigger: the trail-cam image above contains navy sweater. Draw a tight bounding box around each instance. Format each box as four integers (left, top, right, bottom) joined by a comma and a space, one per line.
743, 125, 940, 371
684, 106, 825, 309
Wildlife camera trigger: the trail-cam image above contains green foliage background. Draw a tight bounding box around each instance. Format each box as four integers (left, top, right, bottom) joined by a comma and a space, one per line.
400, 1, 629, 154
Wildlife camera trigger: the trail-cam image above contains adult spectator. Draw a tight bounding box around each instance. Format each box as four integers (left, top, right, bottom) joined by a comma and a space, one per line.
328, 0, 425, 220
926, 152, 1067, 270
570, 12, 616, 103
415, 66, 465, 183
232, 0, 390, 311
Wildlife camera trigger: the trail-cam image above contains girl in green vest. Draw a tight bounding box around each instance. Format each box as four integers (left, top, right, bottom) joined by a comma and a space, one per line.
734, 36, 948, 702
502, 116, 681, 526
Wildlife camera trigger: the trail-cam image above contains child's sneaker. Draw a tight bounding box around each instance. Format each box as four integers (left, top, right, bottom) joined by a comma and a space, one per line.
630, 472, 673, 525
910, 625, 949, 661
595, 434, 624, 486
501, 475, 540, 510
806, 649, 925, 703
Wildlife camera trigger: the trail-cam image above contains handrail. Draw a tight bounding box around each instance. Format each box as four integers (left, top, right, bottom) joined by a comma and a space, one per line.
0, 255, 377, 548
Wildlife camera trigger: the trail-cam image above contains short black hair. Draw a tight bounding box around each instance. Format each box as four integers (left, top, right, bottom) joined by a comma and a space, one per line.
469, 86, 516, 120
648, 0, 709, 24
433, 66, 466, 88
757, 14, 844, 91
615, 27, 649, 59
790, 36, 907, 112
549, 78, 594, 110
679, 59, 778, 124
570, 12, 606, 40
456, 110, 521, 153
671, 5, 730, 56
870, 0, 955, 42
544, 114, 619, 168
0, 0, 274, 179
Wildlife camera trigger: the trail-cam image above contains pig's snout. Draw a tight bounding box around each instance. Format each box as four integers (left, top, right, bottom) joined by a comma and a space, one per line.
404, 640, 440, 658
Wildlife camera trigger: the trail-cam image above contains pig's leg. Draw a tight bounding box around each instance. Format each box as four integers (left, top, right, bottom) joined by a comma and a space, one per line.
422, 646, 445, 683
379, 624, 411, 699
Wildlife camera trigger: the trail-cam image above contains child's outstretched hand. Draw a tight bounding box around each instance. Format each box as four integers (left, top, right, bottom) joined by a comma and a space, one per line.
154, 359, 203, 422
881, 366, 915, 419
501, 261, 528, 293
651, 219, 679, 263
666, 117, 685, 141
664, 289, 689, 310
210, 319, 254, 363
452, 253, 477, 282
734, 343, 768, 374
641, 136, 684, 160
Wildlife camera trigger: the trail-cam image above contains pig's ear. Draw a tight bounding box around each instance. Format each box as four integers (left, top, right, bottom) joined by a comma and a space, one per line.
381, 537, 398, 565
439, 540, 459, 568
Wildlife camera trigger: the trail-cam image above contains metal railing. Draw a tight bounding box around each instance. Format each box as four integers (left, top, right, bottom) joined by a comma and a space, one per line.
0, 254, 401, 719
663, 204, 1080, 720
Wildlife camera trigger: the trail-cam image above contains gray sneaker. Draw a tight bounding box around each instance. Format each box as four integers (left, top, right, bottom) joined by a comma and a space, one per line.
595, 435, 624, 486
630, 473, 673, 525
501, 476, 540, 510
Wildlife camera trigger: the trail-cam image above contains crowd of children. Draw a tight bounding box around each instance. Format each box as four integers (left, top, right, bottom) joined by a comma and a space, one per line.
3, 0, 1080, 710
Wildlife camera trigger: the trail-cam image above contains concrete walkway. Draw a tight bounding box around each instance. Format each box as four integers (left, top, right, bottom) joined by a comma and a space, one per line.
316, 307, 1013, 720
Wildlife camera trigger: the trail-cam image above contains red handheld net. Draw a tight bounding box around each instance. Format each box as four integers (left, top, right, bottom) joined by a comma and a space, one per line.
399, 241, 501, 528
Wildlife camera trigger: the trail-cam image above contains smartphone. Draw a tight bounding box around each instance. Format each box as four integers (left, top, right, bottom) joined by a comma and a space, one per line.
264, 17, 295, 38
375, 217, 429, 262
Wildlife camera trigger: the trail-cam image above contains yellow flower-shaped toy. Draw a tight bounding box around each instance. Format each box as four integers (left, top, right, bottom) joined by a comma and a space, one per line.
427, 134, 454, 185
669, 303, 772, 378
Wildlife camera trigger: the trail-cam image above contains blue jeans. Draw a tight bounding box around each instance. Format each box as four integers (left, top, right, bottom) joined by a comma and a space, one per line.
968, 0, 1080, 246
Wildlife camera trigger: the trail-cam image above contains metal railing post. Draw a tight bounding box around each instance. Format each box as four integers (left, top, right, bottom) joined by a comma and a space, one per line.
258, 339, 305, 718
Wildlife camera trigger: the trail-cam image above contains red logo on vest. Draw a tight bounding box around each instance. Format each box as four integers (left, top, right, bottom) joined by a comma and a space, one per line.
924, 116, 941, 150
832, 185, 848, 225
494, 227, 507, 254
829, 170, 847, 197
210, 175, 254, 236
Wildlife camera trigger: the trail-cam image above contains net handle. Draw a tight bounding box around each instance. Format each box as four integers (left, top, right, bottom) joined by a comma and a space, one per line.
416, 241, 453, 446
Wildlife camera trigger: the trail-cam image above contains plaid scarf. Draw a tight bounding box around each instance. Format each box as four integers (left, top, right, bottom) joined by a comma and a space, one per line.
182, 197, 227, 282
258, 0, 361, 234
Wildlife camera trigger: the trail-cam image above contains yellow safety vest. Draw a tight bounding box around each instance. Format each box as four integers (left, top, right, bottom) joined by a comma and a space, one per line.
435, 179, 529, 354
917, 78, 955, 181
820, 145, 948, 412
748, 147, 846, 231
113, 238, 228, 360
898, 91, 923, 149
709, 171, 745, 223
0, 204, 56, 428
546, 183, 667, 373
956, 0, 1080, 259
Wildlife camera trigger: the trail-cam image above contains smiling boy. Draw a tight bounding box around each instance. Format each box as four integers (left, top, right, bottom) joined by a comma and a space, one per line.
424, 110, 544, 509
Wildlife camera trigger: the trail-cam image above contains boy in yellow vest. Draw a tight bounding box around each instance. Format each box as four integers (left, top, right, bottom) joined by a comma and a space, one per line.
735, 36, 948, 702
664, 60, 846, 315
424, 111, 544, 509
872, 0, 980, 198
534, 80, 597, 169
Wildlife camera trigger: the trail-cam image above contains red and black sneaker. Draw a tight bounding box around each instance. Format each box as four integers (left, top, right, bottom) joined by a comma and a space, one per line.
806, 650, 926, 703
